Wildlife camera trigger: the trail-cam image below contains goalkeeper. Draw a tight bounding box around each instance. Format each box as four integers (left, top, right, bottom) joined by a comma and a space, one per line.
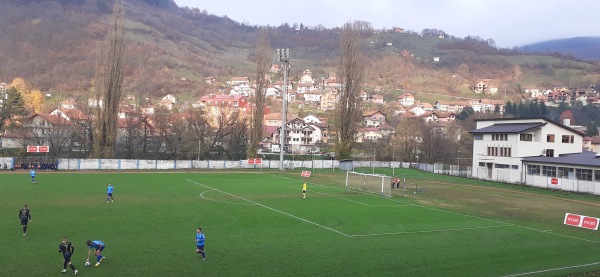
302, 182, 307, 198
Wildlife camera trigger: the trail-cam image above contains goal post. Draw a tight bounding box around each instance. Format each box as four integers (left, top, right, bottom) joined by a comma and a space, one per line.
345, 171, 392, 197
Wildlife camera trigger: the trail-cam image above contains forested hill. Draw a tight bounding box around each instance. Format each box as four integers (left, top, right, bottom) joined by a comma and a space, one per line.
520, 37, 600, 60
1, 0, 599, 104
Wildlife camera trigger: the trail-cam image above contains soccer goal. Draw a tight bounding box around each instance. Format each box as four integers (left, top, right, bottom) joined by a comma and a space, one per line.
345, 171, 392, 197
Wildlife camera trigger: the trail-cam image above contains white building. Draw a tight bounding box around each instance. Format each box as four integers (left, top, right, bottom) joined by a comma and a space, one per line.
470, 118, 584, 183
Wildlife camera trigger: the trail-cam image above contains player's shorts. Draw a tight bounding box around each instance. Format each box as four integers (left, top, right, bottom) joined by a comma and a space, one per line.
302, 189, 306, 193
20, 218, 28, 225
63, 252, 72, 262
96, 244, 105, 251
107, 193, 113, 197
196, 245, 204, 251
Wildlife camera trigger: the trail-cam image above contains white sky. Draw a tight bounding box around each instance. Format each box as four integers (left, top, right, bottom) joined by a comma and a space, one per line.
173, 0, 600, 48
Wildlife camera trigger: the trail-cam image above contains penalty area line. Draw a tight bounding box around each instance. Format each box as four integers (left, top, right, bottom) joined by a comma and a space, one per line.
350, 224, 512, 237
188, 179, 350, 237
500, 261, 600, 277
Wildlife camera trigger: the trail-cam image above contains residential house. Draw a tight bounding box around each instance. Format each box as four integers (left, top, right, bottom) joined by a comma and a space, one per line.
424, 111, 455, 122
371, 94, 385, 104
275, 117, 322, 154
158, 94, 178, 110
356, 125, 394, 143
230, 77, 249, 86
322, 73, 343, 91
435, 101, 468, 113
264, 113, 283, 127
265, 86, 281, 99
303, 91, 321, 106
303, 115, 322, 124
470, 117, 584, 183
320, 90, 337, 110
194, 94, 250, 127
409, 105, 427, 116
481, 99, 505, 113
473, 79, 499, 94
205, 77, 216, 85
398, 92, 415, 107
363, 111, 386, 127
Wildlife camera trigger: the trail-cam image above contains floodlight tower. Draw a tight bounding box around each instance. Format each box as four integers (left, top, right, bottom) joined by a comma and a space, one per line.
277, 48, 290, 171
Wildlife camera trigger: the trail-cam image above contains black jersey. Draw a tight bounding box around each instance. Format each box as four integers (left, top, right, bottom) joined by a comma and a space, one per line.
19, 208, 31, 220
59, 242, 74, 254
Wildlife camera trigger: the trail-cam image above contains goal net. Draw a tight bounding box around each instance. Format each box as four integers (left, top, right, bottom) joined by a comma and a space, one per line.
345, 171, 392, 197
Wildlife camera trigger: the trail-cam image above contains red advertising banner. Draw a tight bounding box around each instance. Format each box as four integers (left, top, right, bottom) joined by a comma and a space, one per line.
247, 158, 263, 165
301, 171, 311, 177
564, 213, 599, 230
27, 146, 50, 153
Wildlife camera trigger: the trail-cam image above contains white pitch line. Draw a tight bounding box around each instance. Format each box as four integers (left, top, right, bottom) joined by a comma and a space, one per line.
271, 174, 600, 245
500, 261, 600, 277
188, 179, 350, 237
350, 225, 512, 237
200, 190, 256, 206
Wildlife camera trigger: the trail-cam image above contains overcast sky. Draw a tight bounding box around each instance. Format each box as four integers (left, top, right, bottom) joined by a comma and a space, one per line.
173, 0, 599, 48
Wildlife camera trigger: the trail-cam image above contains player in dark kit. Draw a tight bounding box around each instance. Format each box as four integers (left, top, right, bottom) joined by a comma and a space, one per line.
58, 237, 78, 275
19, 204, 31, 236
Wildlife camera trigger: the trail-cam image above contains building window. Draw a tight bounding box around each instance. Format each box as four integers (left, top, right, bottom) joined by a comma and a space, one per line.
546, 134, 555, 142
520, 134, 533, 141
545, 149, 554, 157
479, 162, 485, 167
473, 134, 483, 140
542, 166, 556, 177
511, 165, 519, 170
558, 167, 574, 178
562, 135, 574, 143
575, 169, 593, 181
495, 164, 510, 169
492, 134, 508, 141
595, 170, 600, 181
527, 164, 540, 175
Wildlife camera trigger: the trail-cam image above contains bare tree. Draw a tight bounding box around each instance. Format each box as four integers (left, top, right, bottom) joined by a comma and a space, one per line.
93, 0, 125, 158
248, 29, 271, 158
335, 21, 368, 159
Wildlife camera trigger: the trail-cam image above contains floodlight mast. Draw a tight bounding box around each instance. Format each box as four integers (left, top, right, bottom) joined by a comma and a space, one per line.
277, 48, 290, 171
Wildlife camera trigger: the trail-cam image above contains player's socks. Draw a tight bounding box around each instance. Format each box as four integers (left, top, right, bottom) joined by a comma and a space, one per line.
70, 264, 76, 270
64, 262, 68, 269
23, 226, 27, 234
201, 252, 205, 258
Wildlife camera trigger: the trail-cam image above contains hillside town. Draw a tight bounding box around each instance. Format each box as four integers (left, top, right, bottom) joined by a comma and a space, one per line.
2, 68, 600, 160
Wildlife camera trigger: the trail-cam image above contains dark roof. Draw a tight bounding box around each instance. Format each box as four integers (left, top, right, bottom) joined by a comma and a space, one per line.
473, 117, 585, 135
469, 122, 546, 134
522, 151, 600, 167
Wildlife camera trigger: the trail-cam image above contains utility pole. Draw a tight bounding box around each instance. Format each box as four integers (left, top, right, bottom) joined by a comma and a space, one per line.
277, 48, 290, 171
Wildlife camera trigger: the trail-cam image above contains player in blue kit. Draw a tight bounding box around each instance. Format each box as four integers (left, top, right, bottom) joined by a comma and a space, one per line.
86, 240, 106, 267
30, 168, 36, 183
106, 183, 114, 203
195, 227, 206, 261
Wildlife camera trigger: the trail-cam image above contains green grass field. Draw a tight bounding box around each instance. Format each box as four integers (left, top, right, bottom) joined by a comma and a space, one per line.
1, 168, 600, 277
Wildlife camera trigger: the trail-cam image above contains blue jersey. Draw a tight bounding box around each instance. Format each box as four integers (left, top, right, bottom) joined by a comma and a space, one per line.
107, 185, 114, 194
30, 170, 36, 177
89, 241, 104, 249
195, 233, 205, 246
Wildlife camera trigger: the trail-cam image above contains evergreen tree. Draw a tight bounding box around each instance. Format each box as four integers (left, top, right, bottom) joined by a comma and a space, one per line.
540, 101, 548, 117
0, 87, 27, 131
587, 121, 599, 136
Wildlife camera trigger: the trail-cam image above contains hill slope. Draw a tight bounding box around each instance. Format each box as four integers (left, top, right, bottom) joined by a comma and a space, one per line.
0, 0, 599, 105
520, 37, 600, 60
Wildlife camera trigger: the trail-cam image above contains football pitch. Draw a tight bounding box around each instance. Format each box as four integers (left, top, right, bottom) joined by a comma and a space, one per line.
1, 168, 600, 277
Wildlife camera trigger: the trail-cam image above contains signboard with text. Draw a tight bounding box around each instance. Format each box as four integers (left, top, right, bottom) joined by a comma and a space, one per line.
27, 146, 50, 153
547, 177, 561, 186
564, 213, 599, 230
